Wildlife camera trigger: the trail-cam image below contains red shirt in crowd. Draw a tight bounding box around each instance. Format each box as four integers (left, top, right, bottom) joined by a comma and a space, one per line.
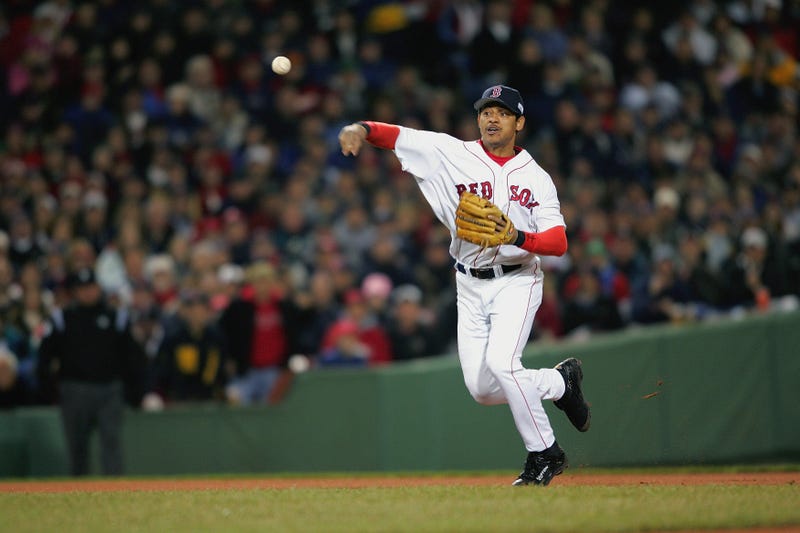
250, 297, 287, 368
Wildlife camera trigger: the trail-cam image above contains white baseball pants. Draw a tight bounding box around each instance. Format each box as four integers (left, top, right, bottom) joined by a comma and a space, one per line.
456, 266, 565, 452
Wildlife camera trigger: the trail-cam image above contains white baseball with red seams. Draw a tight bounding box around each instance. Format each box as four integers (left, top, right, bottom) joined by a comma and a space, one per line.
393, 127, 567, 452
271, 55, 291, 75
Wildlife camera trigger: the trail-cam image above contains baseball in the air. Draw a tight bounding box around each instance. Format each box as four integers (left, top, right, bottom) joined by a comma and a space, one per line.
271, 55, 292, 75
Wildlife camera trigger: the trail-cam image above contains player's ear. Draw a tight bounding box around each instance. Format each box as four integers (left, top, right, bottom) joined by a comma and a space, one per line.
516, 115, 525, 132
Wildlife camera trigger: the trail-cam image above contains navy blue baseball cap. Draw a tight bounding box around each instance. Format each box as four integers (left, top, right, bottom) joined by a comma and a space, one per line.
473, 85, 524, 116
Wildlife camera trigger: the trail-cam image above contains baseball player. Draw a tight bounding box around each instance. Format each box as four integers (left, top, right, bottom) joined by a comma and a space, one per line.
339, 85, 590, 486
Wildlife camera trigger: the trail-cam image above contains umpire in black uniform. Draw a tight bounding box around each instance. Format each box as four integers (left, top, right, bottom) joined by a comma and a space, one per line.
38, 267, 144, 476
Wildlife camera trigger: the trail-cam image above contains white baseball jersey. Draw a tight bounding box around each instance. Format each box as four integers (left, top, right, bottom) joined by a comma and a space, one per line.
392, 126, 568, 453
393, 127, 565, 274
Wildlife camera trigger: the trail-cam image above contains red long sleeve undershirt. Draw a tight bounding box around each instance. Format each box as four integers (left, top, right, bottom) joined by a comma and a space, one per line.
518, 225, 568, 256
362, 121, 400, 149
361, 121, 567, 256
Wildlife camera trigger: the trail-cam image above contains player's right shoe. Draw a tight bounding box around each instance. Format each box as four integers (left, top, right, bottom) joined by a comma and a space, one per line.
511, 441, 567, 486
554, 357, 591, 432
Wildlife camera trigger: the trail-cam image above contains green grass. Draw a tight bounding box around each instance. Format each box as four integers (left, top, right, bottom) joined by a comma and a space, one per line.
2, 481, 799, 532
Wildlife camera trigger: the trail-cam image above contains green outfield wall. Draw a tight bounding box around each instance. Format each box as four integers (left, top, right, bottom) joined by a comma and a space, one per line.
2, 310, 799, 477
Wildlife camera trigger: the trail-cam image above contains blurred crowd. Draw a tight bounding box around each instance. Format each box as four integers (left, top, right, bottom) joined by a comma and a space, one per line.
1, 0, 799, 410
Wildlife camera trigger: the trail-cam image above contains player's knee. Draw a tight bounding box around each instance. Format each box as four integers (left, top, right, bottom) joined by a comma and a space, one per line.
485, 358, 513, 380
472, 391, 507, 405
463, 377, 486, 403
464, 378, 504, 405
470, 391, 497, 405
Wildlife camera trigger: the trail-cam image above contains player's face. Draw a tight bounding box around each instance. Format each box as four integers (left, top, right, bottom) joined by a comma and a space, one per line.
477, 105, 524, 154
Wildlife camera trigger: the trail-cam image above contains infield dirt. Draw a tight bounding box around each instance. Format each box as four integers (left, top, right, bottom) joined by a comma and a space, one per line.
1, 471, 797, 493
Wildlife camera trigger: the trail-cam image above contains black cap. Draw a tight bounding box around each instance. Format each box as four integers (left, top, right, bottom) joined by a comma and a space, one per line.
67, 267, 97, 288
473, 85, 524, 116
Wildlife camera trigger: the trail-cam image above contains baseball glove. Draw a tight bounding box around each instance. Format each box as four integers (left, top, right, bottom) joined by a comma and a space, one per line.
455, 192, 516, 248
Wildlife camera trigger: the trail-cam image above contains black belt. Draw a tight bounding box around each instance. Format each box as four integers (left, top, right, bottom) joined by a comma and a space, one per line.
455, 262, 522, 279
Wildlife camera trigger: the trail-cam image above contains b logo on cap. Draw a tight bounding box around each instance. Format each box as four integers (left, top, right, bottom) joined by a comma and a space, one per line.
491, 86, 502, 98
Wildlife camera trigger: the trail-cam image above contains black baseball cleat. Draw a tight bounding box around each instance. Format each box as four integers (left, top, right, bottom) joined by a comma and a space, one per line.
512, 442, 567, 486
554, 357, 591, 432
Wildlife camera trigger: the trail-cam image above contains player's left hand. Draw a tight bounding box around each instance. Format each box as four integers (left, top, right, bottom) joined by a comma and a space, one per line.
455, 192, 516, 248
487, 214, 519, 241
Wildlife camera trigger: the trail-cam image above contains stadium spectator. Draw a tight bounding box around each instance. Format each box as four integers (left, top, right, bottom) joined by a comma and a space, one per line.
5, 281, 50, 392
144, 290, 228, 406
718, 226, 791, 310
562, 267, 624, 336
219, 262, 289, 406
280, 269, 341, 359
386, 284, 447, 361
360, 271, 393, 326
316, 319, 369, 367
0, 345, 33, 408
320, 287, 392, 366
633, 244, 694, 324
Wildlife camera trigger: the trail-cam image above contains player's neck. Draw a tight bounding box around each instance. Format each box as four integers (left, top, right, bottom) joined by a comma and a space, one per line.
478, 140, 520, 164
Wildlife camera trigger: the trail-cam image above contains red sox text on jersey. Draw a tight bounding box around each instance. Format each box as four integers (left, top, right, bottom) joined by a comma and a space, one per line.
455, 182, 541, 210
